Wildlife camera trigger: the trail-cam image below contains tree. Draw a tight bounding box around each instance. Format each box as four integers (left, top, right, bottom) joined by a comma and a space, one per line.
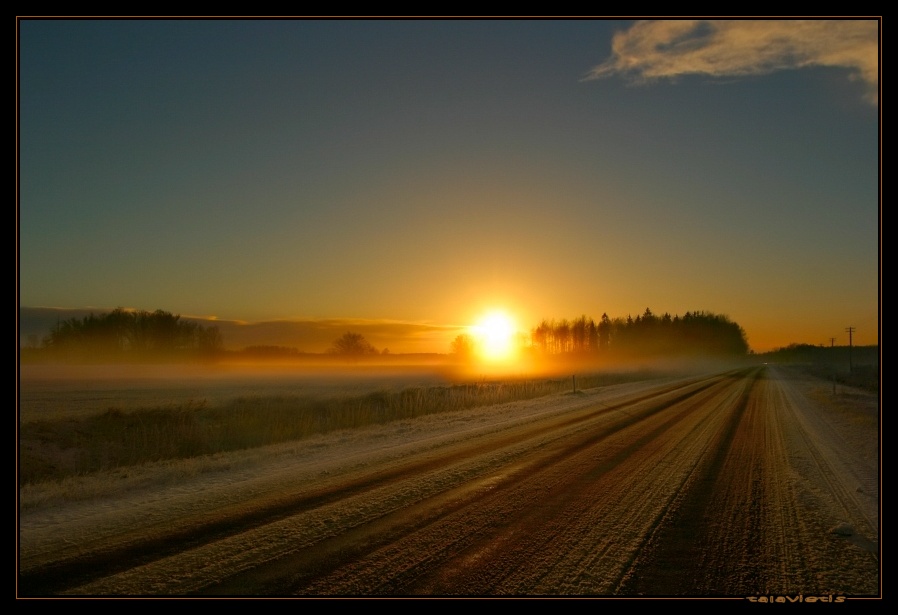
450, 334, 477, 361
198, 325, 223, 353
329, 332, 379, 356
36, 308, 224, 360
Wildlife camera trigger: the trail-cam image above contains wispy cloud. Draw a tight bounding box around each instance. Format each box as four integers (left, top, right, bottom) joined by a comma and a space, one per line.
585, 20, 879, 105
191, 317, 463, 353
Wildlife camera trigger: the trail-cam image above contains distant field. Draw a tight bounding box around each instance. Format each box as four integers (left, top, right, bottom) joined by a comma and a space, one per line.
18, 358, 740, 422
19, 363, 456, 422
19, 363, 665, 486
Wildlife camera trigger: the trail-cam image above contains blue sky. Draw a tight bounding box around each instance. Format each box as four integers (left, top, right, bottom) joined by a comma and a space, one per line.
18, 19, 880, 352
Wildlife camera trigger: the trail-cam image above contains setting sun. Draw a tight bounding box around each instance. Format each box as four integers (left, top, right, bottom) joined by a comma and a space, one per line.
471, 311, 518, 361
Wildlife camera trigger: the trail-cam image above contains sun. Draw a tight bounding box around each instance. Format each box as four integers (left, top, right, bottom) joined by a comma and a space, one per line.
471, 310, 518, 361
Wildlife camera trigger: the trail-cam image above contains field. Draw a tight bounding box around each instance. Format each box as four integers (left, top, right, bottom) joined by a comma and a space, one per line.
18, 363, 880, 597
19, 363, 656, 488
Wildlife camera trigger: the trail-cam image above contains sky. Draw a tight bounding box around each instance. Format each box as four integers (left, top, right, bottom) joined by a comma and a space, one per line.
18, 18, 880, 353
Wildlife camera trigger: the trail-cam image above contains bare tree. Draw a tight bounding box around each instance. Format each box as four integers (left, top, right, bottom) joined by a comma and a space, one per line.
330, 332, 379, 356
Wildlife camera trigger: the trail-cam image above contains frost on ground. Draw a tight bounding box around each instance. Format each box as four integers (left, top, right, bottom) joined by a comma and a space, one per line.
20, 379, 666, 563
18, 366, 879, 597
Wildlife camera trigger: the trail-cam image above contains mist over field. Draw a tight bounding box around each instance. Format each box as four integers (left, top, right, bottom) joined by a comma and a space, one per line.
17, 298, 879, 597
18, 18, 878, 598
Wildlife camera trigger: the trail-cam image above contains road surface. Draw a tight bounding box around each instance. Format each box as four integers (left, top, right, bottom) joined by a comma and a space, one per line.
19, 365, 879, 597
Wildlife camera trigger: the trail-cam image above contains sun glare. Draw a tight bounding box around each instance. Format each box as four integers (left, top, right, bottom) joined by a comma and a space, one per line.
471, 311, 518, 361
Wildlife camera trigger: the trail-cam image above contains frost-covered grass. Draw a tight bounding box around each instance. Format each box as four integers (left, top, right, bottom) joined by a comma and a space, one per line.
20, 373, 649, 487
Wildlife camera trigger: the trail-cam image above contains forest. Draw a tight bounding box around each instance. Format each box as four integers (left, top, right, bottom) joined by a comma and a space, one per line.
527, 308, 750, 358
22, 307, 753, 363
27, 308, 223, 361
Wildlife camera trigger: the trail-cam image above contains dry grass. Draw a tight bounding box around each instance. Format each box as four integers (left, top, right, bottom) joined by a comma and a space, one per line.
19, 373, 644, 487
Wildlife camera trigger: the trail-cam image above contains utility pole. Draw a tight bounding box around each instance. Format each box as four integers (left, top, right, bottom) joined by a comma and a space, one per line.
829, 337, 838, 394
845, 327, 855, 374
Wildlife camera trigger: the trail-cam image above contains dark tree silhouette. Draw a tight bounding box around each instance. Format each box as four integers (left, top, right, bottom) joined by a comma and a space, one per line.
38, 308, 222, 360
329, 332, 379, 356
528, 308, 749, 359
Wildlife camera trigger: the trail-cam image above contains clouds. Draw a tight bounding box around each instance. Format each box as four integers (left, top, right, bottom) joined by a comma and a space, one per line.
178, 317, 463, 354
586, 20, 879, 105
173, 316, 462, 354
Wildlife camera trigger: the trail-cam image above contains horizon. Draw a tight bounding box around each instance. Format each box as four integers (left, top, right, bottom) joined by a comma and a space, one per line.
18, 19, 880, 356
18, 304, 878, 356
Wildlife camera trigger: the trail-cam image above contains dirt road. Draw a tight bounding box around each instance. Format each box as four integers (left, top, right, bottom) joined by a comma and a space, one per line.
18, 365, 879, 597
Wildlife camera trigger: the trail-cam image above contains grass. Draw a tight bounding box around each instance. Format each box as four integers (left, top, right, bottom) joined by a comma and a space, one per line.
19, 372, 652, 487
796, 363, 880, 393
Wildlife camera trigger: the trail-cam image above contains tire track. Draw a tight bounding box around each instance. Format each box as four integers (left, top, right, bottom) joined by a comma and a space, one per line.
613, 366, 762, 595
194, 373, 741, 595
758, 370, 813, 594
776, 370, 878, 539
396, 375, 749, 596
22, 373, 729, 596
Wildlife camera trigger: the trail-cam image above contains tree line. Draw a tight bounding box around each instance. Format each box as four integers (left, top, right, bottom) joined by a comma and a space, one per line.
35, 308, 223, 359
529, 308, 749, 358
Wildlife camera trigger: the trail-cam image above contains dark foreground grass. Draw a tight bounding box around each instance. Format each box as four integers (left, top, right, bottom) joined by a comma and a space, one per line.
19, 372, 651, 486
